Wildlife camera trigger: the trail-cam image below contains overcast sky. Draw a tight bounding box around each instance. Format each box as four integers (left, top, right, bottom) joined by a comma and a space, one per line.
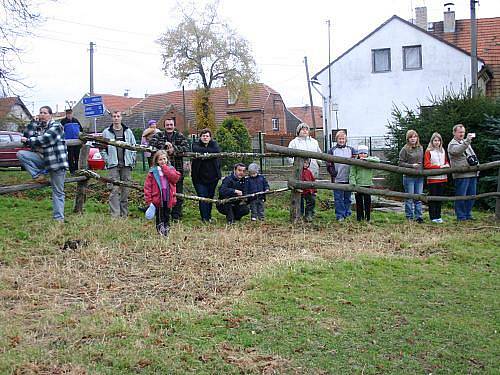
14, 0, 500, 114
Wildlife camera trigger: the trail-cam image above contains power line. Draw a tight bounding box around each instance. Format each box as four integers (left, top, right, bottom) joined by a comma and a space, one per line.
48, 16, 156, 37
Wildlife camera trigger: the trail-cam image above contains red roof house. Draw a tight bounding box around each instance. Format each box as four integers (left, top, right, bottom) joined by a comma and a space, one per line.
429, 17, 500, 98
288, 105, 323, 130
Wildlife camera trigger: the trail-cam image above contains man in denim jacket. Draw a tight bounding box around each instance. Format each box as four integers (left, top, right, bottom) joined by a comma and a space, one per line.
102, 111, 137, 217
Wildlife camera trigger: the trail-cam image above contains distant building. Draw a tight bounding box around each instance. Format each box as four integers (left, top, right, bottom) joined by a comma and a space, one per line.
313, 10, 487, 141
73, 94, 142, 132
287, 105, 323, 132
428, 15, 500, 98
73, 84, 289, 135
0, 97, 33, 131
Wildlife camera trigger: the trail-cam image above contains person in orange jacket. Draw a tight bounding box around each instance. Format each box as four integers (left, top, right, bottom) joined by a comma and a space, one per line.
424, 132, 449, 223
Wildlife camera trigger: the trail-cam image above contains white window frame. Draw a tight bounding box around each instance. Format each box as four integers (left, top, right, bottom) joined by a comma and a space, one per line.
272, 118, 279, 131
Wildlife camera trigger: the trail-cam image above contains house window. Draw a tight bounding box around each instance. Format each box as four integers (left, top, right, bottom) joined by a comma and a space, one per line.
272, 118, 279, 131
403, 45, 422, 70
372, 48, 391, 73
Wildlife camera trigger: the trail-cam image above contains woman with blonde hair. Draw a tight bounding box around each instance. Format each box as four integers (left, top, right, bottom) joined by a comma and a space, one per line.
399, 129, 424, 222
424, 132, 449, 223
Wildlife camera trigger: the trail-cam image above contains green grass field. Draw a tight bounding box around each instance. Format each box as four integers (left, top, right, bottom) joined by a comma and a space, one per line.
0, 169, 498, 374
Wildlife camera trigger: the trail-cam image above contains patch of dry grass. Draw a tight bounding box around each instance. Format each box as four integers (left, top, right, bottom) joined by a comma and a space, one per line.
0, 216, 477, 325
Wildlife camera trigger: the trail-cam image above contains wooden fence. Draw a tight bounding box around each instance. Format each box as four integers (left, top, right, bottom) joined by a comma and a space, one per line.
1, 135, 499, 222
0, 135, 286, 213
265, 143, 500, 222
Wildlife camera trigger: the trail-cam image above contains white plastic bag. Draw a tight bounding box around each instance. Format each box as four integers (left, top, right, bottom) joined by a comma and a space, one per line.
145, 203, 156, 220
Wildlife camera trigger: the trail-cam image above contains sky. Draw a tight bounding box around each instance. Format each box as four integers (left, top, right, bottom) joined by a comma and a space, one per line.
12, 0, 500, 114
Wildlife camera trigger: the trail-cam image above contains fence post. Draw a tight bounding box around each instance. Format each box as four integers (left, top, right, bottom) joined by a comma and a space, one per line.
258, 132, 264, 173
290, 157, 304, 223
280, 136, 284, 166
74, 144, 91, 213
496, 168, 500, 220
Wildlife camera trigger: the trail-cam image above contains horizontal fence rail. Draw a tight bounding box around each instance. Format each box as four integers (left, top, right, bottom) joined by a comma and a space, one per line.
266, 143, 500, 177
290, 180, 500, 203
0, 176, 87, 194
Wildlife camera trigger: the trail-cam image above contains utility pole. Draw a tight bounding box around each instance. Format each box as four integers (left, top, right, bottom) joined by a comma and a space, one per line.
89, 41, 96, 133
303, 56, 317, 137
326, 20, 332, 147
470, 0, 478, 97
90, 42, 95, 95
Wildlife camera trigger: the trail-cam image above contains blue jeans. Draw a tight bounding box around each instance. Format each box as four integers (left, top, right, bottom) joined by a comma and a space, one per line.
333, 184, 352, 220
49, 169, 66, 221
16, 150, 47, 178
17, 150, 65, 220
193, 181, 218, 221
454, 177, 477, 220
403, 176, 424, 219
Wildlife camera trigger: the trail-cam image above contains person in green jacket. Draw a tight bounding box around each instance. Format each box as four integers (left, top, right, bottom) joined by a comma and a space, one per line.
349, 145, 380, 222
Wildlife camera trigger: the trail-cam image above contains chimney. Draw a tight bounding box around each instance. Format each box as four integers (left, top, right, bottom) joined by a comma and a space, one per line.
415, 7, 428, 30
443, 2, 456, 33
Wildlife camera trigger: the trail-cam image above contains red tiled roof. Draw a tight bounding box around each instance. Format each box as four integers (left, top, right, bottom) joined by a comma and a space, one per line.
131, 83, 280, 125
429, 17, 500, 97
288, 106, 323, 129
97, 94, 142, 112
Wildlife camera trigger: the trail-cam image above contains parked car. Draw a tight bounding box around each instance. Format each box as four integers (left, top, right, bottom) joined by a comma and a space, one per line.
0, 130, 105, 170
0, 131, 29, 168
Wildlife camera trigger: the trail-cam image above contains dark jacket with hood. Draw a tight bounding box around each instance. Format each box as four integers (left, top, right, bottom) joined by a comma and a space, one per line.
191, 139, 222, 185
219, 172, 247, 200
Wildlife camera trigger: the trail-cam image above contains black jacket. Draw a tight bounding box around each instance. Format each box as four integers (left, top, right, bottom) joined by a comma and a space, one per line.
191, 139, 221, 184
219, 172, 247, 199
149, 130, 189, 172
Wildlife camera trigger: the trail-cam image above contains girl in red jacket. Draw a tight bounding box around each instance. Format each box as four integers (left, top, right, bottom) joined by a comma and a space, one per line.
144, 150, 181, 236
424, 132, 449, 223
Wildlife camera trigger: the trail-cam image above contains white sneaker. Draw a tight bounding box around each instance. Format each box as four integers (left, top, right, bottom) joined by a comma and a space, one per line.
431, 219, 443, 224
251, 217, 257, 221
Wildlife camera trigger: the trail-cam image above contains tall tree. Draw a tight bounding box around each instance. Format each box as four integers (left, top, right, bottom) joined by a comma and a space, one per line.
157, 1, 258, 130
0, 0, 42, 95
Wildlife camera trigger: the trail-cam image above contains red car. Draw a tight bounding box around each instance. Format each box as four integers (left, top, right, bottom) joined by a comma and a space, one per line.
0, 130, 105, 170
0, 131, 29, 167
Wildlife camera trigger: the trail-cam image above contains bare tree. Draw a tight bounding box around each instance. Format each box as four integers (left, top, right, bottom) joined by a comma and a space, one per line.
0, 0, 42, 96
157, 1, 258, 130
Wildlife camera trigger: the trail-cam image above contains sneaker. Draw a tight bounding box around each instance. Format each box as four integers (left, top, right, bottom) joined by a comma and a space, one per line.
251, 217, 257, 222
157, 223, 170, 236
436, 218, 444, 223
431, 219, 441, 224
416, 218, 424, 224
337, 217, 345, 222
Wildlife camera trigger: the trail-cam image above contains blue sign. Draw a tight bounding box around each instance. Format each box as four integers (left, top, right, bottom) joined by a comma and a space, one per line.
83, 96, 103, 105
84, 104, 104, 117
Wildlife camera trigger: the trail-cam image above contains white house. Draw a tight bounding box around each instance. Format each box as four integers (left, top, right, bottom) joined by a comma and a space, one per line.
312, 14, 484, 141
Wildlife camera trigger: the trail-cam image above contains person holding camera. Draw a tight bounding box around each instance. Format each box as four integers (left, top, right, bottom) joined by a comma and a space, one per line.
448, 124, 479, 221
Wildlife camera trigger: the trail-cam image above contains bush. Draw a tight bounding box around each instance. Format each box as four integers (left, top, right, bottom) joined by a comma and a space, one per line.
386, 91, 500, 209
215, 116, 252, 169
